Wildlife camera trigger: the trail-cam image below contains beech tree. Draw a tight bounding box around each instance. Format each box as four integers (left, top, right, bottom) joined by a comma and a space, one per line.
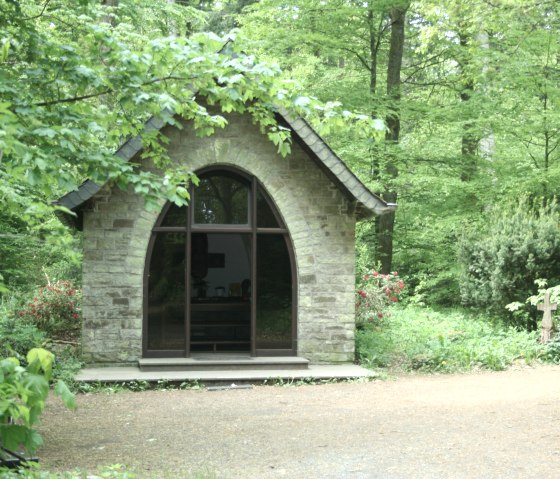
0, 0, 384, 291
239, 0, 411, 273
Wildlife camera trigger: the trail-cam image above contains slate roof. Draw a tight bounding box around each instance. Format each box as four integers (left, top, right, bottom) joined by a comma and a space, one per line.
55, 109, 395, 229
277, 108, 395, 218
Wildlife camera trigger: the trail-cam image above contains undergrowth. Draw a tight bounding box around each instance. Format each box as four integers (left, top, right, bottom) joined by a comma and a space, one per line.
356, 306, 546, 373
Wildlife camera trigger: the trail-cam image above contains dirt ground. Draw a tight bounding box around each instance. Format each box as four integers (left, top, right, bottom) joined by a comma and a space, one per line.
38, 365, 560, 479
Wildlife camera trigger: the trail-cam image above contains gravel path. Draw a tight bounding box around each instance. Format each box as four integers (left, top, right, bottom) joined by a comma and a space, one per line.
39, 365, 560, 478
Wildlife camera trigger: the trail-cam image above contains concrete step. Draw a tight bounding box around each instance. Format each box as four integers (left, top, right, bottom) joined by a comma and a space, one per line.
138, 355, 310, 372
75, 364, 375, 384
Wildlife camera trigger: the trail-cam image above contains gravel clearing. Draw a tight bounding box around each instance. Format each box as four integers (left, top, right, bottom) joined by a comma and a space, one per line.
39, 365, 560, 478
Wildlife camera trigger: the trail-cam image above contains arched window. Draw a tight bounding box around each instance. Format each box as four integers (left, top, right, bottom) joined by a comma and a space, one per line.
144, 168, 296, 357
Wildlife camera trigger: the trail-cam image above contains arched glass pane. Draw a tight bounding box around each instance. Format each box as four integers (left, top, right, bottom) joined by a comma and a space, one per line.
193, 174, 249, 225
256, 189, 281, 228
256, 234, 292, 349
160, 203, 187, 227
147, 233, 186, 350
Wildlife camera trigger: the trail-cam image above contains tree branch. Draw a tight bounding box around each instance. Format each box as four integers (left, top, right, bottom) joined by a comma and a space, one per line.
21, 0, 53, 21
33, 75, 194, 107
341, 47, 371, 72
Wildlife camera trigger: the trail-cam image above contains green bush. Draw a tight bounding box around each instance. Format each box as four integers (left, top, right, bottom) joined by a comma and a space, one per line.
544, 335, 560, 364
0, 348, 76, 455
355, 270, 405, 327
17, 280, 81, 339
458, 199, 560, 328
0, 315, 45, 360
356, 306, 545, 372
51, 345, 84, 391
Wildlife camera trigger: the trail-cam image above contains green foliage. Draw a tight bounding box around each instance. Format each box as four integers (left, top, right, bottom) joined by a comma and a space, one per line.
50, 345, 84, 391
0, 205, 81, 296
355, 270, 405, 327
236, 0, 560, 302
1, 0, 384, 234
356, 307, 544, 373
543, 335, 560, 364
0, 290, 47, 360
17, 280, 81, 339
459, 199, 560, 327
0, 348, 76, 455
0, 317, 45, 361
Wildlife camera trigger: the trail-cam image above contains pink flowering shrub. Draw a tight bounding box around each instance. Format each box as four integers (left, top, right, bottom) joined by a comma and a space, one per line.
17, 280, 82, 339
356, 271, 405, 327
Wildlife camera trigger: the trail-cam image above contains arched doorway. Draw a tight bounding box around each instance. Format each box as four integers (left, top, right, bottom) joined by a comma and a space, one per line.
143, 167, 297, 357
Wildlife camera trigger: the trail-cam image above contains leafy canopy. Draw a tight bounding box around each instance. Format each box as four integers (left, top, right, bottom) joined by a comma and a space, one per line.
0, 0, 384, 212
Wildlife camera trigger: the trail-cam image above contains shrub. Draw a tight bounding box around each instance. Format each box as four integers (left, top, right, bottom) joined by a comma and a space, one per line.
355, 270, 405, 327
0, 316, 45, 360
0, 348, 76, 455
458, 198, 560, 328
544, 335, 560, 363
356, 306, 545, 372
17, 280, 81, 339
0, 293, 46, 360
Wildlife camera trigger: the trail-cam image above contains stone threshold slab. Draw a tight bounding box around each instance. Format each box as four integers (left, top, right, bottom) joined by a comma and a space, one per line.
138, 356, 310, 371
75, 364, 375, 383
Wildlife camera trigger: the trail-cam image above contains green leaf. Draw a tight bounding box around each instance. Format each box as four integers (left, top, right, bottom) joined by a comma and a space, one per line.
21, 373, 49, 400
32, 128, 57, 138
0, 424, 29, 452
25, 168, 41, 186
26, 348, 54, 380
0, 39, 10, 62
54, 380, 77, 411
278, 141, 291, 157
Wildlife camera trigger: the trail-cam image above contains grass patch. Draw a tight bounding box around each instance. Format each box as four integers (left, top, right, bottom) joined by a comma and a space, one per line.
356, 306, 545, 373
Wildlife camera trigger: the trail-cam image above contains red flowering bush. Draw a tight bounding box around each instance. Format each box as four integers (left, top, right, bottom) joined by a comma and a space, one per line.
356, 270, 405, 327
17, 280, 82, 339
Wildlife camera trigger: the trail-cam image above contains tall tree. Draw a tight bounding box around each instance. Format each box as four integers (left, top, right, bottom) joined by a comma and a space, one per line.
0, 0, 385, 292
238, 0, 411, 273
376, 2, 409, 273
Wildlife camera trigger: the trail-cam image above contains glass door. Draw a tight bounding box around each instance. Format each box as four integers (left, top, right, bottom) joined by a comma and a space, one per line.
144, 167, 296, 358
190, 233, 251, 353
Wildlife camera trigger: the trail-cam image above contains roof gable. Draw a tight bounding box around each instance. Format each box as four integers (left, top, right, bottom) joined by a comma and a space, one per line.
56, 109, 395, 229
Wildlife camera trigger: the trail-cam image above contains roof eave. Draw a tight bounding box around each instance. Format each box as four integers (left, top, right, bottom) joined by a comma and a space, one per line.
276, 108, 396, 219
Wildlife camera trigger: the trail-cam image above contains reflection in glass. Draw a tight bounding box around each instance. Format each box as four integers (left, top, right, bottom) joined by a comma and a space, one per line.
194, 174, 249, 224
146, 169, 294, 355
160, 203, 187, 227
147, 233, 186, 350
191, 234, 251, 352
256, 235, 292, 349
256, 189, 280, 228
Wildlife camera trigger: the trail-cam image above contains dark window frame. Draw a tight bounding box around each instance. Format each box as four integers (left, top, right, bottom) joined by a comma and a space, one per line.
143, 166, 297, 357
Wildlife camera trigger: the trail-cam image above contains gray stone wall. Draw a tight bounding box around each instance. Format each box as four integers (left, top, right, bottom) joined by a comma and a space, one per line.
82, 113, 357, 365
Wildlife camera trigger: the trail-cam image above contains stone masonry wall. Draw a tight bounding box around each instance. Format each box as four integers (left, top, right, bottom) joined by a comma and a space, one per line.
82, 113, 357, 365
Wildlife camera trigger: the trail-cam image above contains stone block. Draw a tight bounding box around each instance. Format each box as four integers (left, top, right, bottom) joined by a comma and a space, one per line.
120, 329, 142, 340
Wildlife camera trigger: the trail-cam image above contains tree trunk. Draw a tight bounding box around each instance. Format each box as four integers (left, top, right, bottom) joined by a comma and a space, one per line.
376, 3, 407, 274
458, 32, 479, 182
101, 0, 119, 27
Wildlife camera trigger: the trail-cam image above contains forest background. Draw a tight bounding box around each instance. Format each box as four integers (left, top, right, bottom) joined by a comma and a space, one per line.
2, 0, 560, 375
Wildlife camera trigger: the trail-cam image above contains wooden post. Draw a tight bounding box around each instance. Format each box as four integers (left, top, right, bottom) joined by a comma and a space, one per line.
537, 291, 557, 343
